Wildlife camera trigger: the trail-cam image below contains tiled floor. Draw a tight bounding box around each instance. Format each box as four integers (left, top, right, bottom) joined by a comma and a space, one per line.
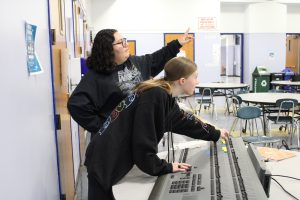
74, 76, 300, 200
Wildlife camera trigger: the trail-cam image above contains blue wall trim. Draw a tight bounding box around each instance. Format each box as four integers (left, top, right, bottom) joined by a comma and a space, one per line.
47, 0, 62, 199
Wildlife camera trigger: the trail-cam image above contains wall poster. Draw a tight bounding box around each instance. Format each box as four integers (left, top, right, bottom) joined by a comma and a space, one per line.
25, 22, 43, 75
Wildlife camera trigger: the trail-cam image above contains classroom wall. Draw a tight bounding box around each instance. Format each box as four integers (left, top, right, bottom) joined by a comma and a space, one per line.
243, 3, 287, 88
88, 0, 221, 82
88, 0, 220, 33
244, 33, 286, 88
220, 2, 291, 87
246, 2, 286, 33
286, 5, 300, 33
221, 3, 300, 33
220, 3, 246, 33
88, 0, 300, 85
0, 1, 59, 199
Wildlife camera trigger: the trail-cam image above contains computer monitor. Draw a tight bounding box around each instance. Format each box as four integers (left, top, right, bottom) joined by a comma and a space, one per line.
247, 143, 271, 197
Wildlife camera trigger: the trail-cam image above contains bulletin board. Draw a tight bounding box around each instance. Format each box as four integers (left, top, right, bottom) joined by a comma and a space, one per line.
164, 33, 195, 61
128, 40, 136, 56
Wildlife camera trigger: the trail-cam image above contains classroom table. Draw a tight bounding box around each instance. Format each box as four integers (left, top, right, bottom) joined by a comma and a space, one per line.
196, 82, 249, 114
271, 80, 300, 92
196, 82, 249, 90
238, 92, 300, 135
271, 80, 300, 87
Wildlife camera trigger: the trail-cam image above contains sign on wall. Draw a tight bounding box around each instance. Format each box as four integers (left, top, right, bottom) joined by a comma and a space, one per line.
25, 22, 43, 75
198, 17, 218, 31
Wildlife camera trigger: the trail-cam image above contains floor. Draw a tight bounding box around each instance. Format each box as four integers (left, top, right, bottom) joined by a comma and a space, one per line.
74, 76, 300, 200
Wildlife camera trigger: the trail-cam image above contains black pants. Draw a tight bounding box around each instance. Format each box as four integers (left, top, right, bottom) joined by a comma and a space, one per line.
88, 176, 116, 200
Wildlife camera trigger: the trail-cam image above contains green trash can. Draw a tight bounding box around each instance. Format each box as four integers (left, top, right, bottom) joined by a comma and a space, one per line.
252, 66, 270, 93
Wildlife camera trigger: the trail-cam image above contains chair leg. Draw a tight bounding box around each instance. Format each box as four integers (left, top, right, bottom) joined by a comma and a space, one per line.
240, 119, 244, 136
247, 120, 253, 136
288, 124, 293, 145
194, 101, 201, 116
224, 96, 232, 115
250, 119, 255, 136
187, 98, 196, 114
230, 118, 239, 135
296, 124, 300, 149
259, 118, 264, 136
198, 102, 202, 115
195, 103, 200, 116
289, 122, 298, 146
242, 120, 248, 134
267, 119, 272, 137
213, 103, 218, 121
255, 118, 259, 136
293, 124, 298, 148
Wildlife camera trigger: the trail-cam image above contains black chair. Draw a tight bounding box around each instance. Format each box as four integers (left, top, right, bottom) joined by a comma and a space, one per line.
266, 98, 298, 144
230, 106, 263, 137
231, 95, 243, 116
226, 86, 249, 115
230, 106, 281, 146
237, 85, 250, 95
194, 88, 217, 120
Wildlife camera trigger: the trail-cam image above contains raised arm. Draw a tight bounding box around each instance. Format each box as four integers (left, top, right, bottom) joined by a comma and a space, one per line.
130, 28, 194, 78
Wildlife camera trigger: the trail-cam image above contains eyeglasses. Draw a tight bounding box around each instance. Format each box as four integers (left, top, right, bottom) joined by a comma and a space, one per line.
113, 38, 127, 47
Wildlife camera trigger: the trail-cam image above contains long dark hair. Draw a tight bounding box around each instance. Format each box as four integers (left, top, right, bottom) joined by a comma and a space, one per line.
86, 29, 117, 74
133, 57, 197, 94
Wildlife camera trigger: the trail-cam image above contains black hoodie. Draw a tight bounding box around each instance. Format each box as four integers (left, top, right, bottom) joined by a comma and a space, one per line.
67, 40, 182, 134
85, 87, 221, 191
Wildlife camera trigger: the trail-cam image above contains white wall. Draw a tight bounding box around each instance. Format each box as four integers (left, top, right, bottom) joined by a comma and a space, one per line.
286, 4, 300, 33
89, 0, 220, 33
246, 2, 287, 33
87, 0, 221, 82
220, 2, 294, 87
244, 33, 286, 88
221, 3, 300, 33
220, 4, 246, 33
0, 1, 59, 199
196, 33, 221, 82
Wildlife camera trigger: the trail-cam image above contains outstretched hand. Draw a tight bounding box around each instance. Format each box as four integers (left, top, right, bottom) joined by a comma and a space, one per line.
178, 28, 194, 46
172, 162, 192, 172
219, 128, 230, 139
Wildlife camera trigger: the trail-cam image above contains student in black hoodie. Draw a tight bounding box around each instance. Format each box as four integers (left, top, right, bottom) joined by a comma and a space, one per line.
67, 28, 193, 137
85, 57, 229, 200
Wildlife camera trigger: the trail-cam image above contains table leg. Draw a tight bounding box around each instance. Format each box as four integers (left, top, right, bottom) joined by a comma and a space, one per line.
225, 89, 233, 115
262, 105, 267, 136
225, 90, 230, 114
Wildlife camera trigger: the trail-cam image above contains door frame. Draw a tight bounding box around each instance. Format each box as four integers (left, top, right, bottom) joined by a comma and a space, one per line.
220, 33, 244, 83
286, 33, 300, 74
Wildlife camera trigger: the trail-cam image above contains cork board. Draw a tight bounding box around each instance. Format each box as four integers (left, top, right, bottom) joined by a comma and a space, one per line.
258, 147, 296, 161
128, 40, 136, 56
164, 33, 195, 61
